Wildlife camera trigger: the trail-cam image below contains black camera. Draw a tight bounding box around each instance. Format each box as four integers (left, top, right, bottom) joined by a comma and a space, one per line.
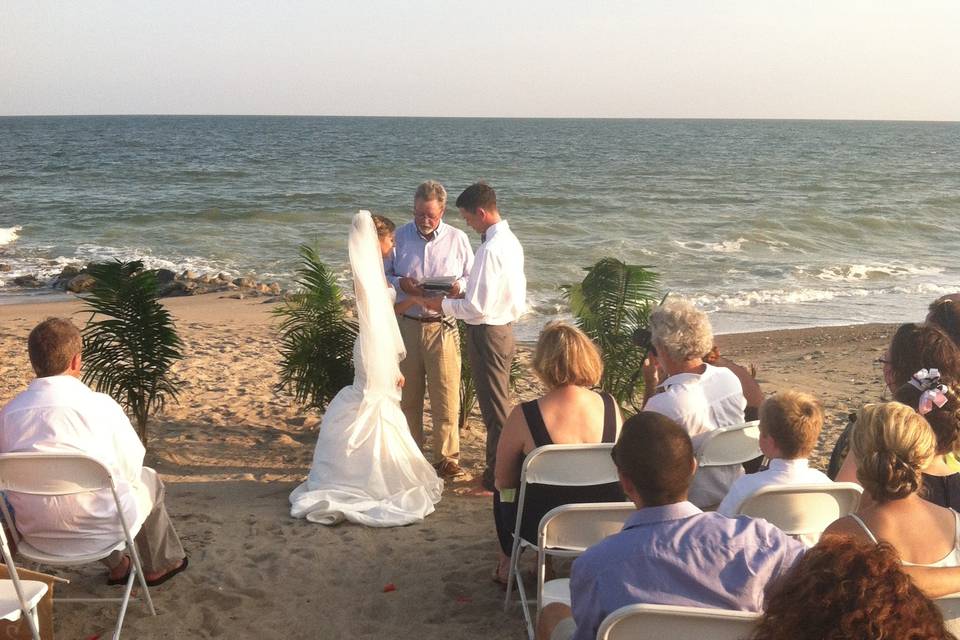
631, 327, 656, 356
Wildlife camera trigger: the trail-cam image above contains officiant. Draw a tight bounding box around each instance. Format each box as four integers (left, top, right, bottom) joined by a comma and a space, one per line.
385, 180, 474, 479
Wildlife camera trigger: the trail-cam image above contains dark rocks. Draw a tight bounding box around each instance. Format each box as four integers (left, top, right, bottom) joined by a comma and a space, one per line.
13, 274, 43, 287
160, 280, 198, 297
4, 262, 286, 300
67, 273, 97, 292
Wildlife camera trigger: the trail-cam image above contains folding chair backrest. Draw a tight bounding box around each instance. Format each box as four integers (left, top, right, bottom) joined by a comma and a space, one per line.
736, 483, 862, 536
521, 444, 618, 487
0, 453, 113, 496
597, 603, 760, 640
539, 502, 635, 554
697, 421, 761, 467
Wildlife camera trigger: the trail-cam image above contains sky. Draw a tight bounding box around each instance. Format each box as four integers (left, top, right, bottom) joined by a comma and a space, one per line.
2, 0, 959, 120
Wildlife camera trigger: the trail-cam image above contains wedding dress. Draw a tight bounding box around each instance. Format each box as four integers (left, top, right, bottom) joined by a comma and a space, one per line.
289, 211, 443, 526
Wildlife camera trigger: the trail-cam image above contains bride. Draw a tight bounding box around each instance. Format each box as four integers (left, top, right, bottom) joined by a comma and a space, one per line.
289, 211, 444, 526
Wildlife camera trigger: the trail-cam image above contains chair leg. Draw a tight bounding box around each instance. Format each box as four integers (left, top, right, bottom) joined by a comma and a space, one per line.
113, 567, 137, 640
504, 538, 522, 612
26, 605, 42, 640
515, 570, 535, 640
128, 545, 156, 616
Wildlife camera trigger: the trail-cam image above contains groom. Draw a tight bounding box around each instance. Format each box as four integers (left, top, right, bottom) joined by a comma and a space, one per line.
422, 182, 526, 491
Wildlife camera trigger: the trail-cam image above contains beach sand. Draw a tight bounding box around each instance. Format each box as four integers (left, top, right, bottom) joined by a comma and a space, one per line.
0, 295, 895, 639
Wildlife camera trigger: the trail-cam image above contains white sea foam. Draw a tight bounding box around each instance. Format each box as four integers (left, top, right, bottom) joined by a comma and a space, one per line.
673, 238, 748, 254
811, 263, 944, 282
694, 282, 955, 312
0, 226, 22, 247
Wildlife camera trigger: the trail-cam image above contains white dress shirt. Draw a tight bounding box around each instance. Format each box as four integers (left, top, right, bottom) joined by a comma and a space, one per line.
442, 220, 526, 326
385, 220, 474, 318
0, 375, 154, 555
644, 364, 747, 508
717, 458, 832, 517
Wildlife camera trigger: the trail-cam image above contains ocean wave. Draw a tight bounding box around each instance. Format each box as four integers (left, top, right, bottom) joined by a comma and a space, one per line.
674, 238, 748, 254
810, 263, 944, 282
0, 226, 22, 247
694, 283, 955, 311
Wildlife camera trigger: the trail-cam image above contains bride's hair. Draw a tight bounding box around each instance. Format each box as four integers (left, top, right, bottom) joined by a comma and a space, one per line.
371, 215, 395, 238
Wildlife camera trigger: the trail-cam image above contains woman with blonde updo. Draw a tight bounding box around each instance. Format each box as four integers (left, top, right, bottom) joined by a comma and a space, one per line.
824, 402, 960, 567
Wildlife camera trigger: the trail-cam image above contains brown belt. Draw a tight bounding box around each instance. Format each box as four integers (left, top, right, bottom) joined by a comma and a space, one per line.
402, 314, 444, 323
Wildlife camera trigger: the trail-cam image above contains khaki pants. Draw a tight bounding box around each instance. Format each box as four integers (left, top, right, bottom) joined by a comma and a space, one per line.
105, 467, 185, 575
466, 323, 515, 489
398, 315, 461, 463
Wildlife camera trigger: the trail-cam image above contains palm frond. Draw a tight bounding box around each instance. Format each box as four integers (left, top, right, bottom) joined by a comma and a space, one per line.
562, 258, 660, 414
274, 244, 358, 410
80, 260, 184, 444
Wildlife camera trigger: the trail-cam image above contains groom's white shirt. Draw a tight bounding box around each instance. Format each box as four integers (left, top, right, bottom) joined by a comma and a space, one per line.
442, 220, 526, 326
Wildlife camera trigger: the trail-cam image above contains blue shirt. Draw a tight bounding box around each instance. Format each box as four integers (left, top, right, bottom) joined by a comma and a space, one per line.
384, 220, 473, 319
569, 501, 804, 640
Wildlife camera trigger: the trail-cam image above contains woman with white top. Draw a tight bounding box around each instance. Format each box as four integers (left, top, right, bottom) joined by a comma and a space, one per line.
642, 297, 747, 508
824, 402, 960, 568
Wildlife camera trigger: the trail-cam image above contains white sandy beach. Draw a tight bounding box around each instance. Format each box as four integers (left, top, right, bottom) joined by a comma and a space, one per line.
0, 294, 896, 639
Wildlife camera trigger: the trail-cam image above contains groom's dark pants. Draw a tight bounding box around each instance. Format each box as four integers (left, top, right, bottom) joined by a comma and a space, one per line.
466, 323, 515, 491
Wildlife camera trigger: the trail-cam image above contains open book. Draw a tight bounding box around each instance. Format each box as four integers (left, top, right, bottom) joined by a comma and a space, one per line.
421, 276, 457, 292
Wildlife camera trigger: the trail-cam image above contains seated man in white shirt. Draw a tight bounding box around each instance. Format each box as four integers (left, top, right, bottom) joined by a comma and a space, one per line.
0, 318, 187, 586
717, 391, 832, 523
642, 298, 747, 508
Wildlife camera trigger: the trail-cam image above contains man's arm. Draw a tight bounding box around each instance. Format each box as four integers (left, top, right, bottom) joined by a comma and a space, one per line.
383, 250, 401, 290
453, 233, 475, 298
441, 248, 497, 322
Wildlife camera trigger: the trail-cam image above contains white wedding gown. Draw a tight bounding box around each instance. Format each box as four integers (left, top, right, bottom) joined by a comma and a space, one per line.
289, 211, 443, 527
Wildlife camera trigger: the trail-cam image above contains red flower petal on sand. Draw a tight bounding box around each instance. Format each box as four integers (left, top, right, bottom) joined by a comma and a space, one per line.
383, 583, 397, 592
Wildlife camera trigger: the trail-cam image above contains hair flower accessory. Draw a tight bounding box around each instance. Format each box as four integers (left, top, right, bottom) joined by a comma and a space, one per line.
908, 368, 949, 415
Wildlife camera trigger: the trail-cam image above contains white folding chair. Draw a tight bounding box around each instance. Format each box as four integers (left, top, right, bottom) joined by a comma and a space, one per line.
0, 523, 47, 640
937, 594, 960, 638
0, 452, 156, 640
735, 482, 863, 545
596, 603, 760, 640
697, 421, 761, 468
503, 444, 621, 639
535, 503, 635, 621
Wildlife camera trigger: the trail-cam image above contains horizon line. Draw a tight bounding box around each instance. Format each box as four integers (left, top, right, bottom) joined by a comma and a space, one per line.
1, 113, 959, 124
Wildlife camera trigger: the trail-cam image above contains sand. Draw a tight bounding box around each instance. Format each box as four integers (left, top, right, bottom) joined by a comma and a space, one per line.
0, 294, 896, 639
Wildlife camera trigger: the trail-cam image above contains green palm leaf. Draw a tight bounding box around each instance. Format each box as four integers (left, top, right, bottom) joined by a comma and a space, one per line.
561, 258, 660, 413
80, 260, 184, 444
274, 244, 358, 410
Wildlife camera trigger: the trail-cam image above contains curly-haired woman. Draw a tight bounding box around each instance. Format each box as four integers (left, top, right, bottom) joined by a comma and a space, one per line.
824, 402, 960, 568
751, 534, 956, 640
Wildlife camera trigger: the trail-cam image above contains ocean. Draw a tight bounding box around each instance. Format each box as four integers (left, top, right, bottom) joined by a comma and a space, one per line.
1, 116, 958, 340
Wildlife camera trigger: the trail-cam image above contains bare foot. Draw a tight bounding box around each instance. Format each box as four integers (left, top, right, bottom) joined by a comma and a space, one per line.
454, 477, 493, 497
107, 555, 131, 584
492, 552, 510, 585
145, 557, 189, 586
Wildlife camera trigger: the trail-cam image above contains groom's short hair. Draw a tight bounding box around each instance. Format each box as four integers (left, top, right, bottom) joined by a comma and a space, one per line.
456, 182, 497, 213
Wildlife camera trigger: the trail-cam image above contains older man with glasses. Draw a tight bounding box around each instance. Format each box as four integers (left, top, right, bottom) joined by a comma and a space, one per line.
385, 180, 474, 478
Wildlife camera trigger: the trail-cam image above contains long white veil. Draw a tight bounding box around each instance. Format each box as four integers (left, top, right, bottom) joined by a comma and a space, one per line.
349, 210, 406, 394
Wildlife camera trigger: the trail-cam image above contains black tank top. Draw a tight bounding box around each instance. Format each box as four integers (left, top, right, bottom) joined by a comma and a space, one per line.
515, 392, 624, 543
